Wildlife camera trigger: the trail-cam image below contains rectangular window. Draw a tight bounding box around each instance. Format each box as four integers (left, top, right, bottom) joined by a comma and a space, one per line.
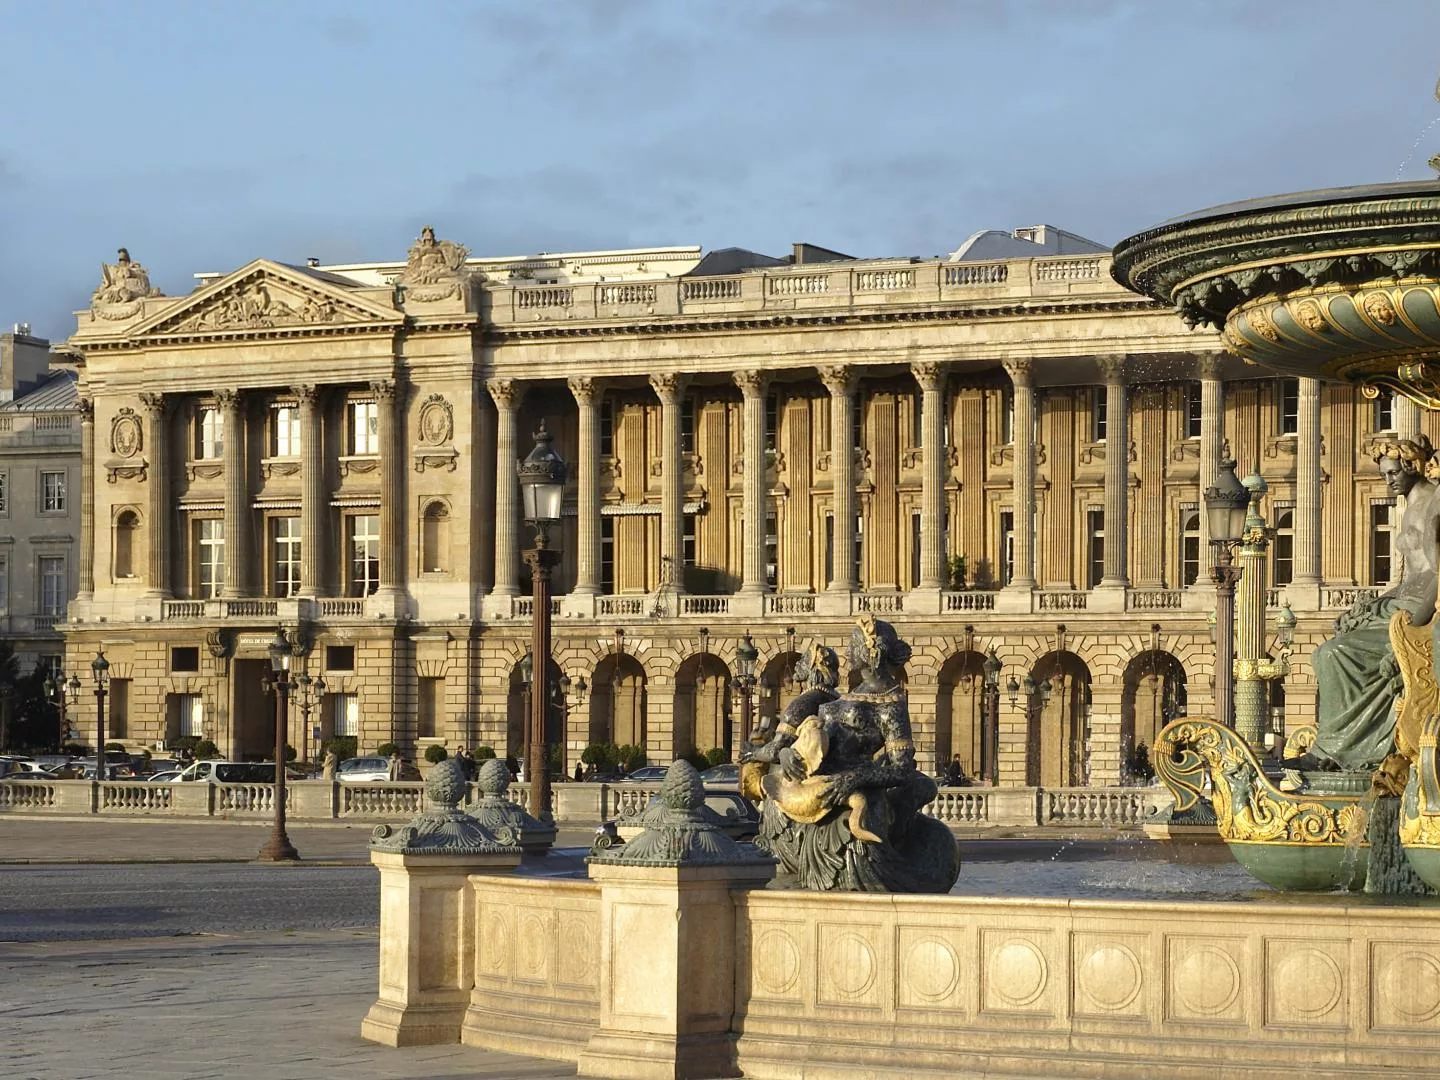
911, 393, 923, 448
680, 397, 695, 455
171, 646, 200, 673
1374, 390, 1395, 433
765, 512, 778, 590
1092, 388, 1107, 443
39, 555, 66, 616
0, 552, 7, 612
417, 677, 442, 740
1186, 382, 1203, 439
853, 512, 864, 587
1273, 507, 1294, 586
1001, 388, 1014, 445
765, 392, 779, 452
347, 514, 380, 596
197, 407, 223, 459
326, 645, 355, 671
1087, 509, 1105, 589
852, 394, 865, 453
197, 519, 225, 599
601, 517, 615, 593
271, 405, 301, 457
1000, 510, 1015, 586
41, 470, 66, 512
910, 510, 922, 588
0, 469, 7, 512
1371, 500, 1396, 585
682, 514, 696, 569
333, 693, 359, 738
109, 679, 130, 739
271, 516, 302, 597
1279, 379, 1299, 436
600, 401, 614, 456
177, 693, 204, 738
824, 513, 835, 587
349, 401, 379, 455
1181, 507, 1201, 587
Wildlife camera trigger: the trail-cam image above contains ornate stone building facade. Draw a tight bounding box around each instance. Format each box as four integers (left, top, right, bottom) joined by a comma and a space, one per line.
57, 231, 1412, 785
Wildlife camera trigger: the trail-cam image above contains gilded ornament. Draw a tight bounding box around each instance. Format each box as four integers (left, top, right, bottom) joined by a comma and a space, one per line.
1362, 290, 1399, 326
1292, 299, 1329, 333
1248, 306, 1282, 343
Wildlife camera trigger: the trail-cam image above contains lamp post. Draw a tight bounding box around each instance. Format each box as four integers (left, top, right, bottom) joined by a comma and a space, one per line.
91, 650, 109, 780
981, 647, 1002, 785
257, 627, 299, 862
519, 420, 567, 823
1204, 458, 1250, 730
44, 671, 78, 753
735, 631, 760, 745
292, 671, 326, 765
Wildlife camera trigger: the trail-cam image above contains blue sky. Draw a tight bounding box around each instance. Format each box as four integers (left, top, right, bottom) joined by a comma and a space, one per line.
4, 0, 1439, 340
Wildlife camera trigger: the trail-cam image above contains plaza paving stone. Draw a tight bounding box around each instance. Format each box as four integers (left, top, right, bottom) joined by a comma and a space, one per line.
0, 929, 576, 1079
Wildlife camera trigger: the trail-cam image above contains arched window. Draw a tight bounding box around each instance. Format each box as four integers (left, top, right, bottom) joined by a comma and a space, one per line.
114, 510, 139, 580
1180, 509, 1201, 586
1273, 509, 1294, 586
421, 501, 451, 574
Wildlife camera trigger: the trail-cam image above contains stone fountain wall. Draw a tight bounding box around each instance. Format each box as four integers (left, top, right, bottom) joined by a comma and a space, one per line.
376, 864, 1440, 1078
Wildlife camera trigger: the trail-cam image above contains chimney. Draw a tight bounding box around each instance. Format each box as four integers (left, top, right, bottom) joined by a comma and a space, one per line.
0, 327, 50, 402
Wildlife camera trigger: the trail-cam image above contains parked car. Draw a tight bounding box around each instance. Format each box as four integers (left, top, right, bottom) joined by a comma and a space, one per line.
147, 770, 183, 783
699, 762, 740, 786
336, 756, 421, 783
613, 765, 668, 783
171, 760, 277, 784
591, 788, 760, 854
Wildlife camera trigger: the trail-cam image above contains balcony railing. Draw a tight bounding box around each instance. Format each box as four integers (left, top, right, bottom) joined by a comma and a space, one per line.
1125, 589, 1182, 611
1037, 590, 1088, 611
679, 595, 730, 616
765, 594, 817, 615
513, 597, 563, 618
942, 591, 996, 612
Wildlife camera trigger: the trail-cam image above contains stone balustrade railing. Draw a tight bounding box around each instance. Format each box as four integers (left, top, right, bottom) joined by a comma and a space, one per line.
0, 778, 1166, 829
489, 253, 1117, 326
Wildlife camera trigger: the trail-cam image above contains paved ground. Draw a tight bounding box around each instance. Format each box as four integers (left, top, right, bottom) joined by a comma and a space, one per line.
1, 930, 576, 1079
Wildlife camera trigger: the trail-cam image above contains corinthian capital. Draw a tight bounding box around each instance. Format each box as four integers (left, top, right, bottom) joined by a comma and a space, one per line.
138, 391, 165, 416
648, 372, 688, 404
1096, 354, 1127, 385
76, 396, 94, 422
1001, 358, 1034, 386
291, 383, 319, 408
818, 364, 856, 396
369, 379, 397, 403
213, 388, 241, 411
1194, 352, 1225, 381
910, 360, 947, 392
567, 376, 600, 406
733, 370, 769, 398
487, 378, 518, 408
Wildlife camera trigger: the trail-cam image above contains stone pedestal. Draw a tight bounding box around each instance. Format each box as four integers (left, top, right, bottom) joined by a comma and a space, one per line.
578, 861, 774, 1079
362, 849, 521, 1047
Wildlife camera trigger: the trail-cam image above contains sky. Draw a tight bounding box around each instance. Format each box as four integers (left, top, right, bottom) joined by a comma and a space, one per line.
3, 0, 1440, 341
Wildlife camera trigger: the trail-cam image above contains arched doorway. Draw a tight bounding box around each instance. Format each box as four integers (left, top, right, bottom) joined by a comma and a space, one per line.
936, 651, 987, 779
1121, 651, 1187, 779
1026, 651, 1091, 788
590, 652, 647, 750
506, 654, 565, 761
674, 653, 733, 760
760, 651, 801, 732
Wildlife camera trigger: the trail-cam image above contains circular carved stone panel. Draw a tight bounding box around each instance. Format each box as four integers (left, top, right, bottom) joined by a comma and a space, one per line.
754, 928, 801, 997
419, 396, 453, 446
111, 410, 142, 458
903, 937, 960, 1002
988, 938, 1048, 1009
1076, 944, 1143, 1012
1173, 945, 1241, 1018
825, 932, 878, 998
1271, 948, 1344, 1021
1378, 950, 1440, 1023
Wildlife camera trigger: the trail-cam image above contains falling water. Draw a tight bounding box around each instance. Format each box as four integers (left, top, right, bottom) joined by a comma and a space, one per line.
1393, 115, 1440, 180
1364, 795, 1434, 896
1338, 789, 1375, 891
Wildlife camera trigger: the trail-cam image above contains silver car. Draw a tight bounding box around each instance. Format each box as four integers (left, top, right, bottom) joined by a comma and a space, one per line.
337, 756, 419, 782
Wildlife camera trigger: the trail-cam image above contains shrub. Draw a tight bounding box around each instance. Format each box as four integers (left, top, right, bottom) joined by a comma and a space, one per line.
105, 741, 126, 752
681, 750, 708, 770
424, 744, 448, 764
581, 742, 618, 768
703, 747, 728, 768
168, 735, 201, 756
195, 739, 220, 760
1126, 742, 1155, 783
284, 744, 297, 762
322, 736, 357, 762
62, 742, 91, 756
473, 745, 497, 760
376, 742, 400, 759
616, 743, 647, 772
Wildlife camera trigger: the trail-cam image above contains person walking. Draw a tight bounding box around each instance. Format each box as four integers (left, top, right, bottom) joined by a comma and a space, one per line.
573, 760, 584, 784
387, 750, 402, 781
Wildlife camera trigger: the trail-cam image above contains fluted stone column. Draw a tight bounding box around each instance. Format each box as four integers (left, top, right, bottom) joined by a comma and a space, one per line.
77, 397, 95, 600
1197, 354, 1226, 556
1394, 394, 1422, 442
373, 380, 404, 596
295, 385, 324, 598
912, 360, 947, 590
1003, 359, 1037, 590
569, 377, 602, 596
1293, 377, 1322, 586
1098, 355, 1129, 589
216, 389, 250, 598
735, 371, 770, 594
139, 393, 170, 598
820, 365, 857, 593
650, 373, 687, 593
489, 379, 520, 597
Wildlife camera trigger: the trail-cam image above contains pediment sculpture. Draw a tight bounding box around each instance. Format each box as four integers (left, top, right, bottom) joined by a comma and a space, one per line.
91, 248, 163, 319
173, 280, 340, 332
397, 225, 475, 302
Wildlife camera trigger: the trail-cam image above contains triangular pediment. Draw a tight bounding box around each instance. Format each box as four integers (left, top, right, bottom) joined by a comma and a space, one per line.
132, 260, 402, 338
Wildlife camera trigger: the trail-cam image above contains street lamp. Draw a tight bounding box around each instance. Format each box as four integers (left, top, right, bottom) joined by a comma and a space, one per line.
292, 671, 326, 764
519, 420, 567, 822
981, 647, 1002, 785
44, 671, 78, 753
735, 631, 760, 744
1204, 457, 1250, 729
91, 650, 110, 780
257, 626, 299, 862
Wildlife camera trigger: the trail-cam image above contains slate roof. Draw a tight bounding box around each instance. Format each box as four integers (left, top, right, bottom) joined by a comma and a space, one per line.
1, 370, 78, 412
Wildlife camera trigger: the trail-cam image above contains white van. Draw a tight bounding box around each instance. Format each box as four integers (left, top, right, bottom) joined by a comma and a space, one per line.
172, 760, 276, 784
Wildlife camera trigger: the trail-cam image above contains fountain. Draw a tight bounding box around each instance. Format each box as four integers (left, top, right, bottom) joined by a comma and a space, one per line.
1111, 141, 1440, 892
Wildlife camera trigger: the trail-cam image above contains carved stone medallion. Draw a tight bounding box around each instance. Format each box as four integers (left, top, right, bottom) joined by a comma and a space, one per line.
110, 408, 142, 458
418, 395, 453, 445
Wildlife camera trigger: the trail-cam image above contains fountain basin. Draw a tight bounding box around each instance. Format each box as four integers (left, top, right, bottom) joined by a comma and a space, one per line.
1112, 181, 1440, 402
